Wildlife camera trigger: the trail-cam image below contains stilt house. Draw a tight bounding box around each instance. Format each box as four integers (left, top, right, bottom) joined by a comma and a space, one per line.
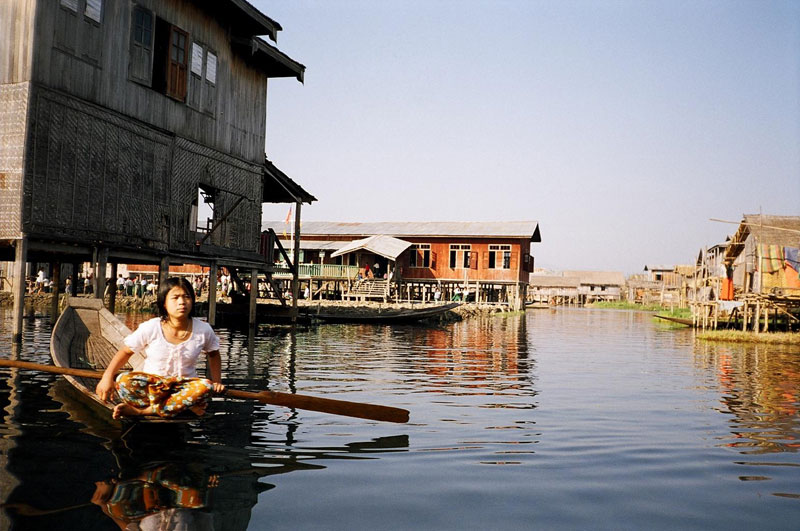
724, 215, 800, 296
0, 0, 313, 339
263, 221, 541, 308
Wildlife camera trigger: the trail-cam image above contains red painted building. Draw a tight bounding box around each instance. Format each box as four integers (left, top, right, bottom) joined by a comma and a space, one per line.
264, 221, 542, 306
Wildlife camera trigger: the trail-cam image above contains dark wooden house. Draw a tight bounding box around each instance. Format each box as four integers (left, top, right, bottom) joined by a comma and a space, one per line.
0, 0, 313, 339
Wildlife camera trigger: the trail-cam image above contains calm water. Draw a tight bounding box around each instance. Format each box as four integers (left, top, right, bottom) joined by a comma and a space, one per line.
1, 307, 800, 530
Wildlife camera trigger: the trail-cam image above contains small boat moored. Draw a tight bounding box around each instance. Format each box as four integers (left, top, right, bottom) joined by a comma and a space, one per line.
307, 302, 461, 324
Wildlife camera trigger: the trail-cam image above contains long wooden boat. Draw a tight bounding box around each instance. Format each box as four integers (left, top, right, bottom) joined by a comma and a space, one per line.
308, 302, 461, 324
49, 297, 185, 423
654, 314, 693, 326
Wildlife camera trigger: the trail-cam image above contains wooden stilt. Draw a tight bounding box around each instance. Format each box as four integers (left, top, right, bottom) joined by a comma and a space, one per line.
249, 267, 258, 330
71, 262, 80, 296
108, 263, 119, 313
158, 255, 170, 287
50, 263, 61, 318
11, 237, 28, 343
742, 302, 748, 331
754, 301, 760, 333
291, 201, 302, 324
94, 247, 107, 301
208, 262, 218, 326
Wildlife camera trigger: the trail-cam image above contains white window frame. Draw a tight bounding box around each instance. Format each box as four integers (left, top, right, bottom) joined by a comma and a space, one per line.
449, 244, 471, 269
489, 244, 511, 269
409, 244, 431, 268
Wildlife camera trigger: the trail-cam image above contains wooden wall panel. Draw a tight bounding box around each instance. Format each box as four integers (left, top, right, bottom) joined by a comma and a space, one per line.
23, 86, 172, 250
30, 0, 271, 165
0, 82, 29, 239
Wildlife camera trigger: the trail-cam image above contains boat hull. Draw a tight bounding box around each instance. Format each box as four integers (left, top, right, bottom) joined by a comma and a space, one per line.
49, 297, 190, 423
309, 302, 461, 324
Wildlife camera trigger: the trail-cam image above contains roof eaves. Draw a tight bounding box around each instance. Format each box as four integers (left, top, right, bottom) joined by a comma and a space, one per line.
227, 0, 281, 41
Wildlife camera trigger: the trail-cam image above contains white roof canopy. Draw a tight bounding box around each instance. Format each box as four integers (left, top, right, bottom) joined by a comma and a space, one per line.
330, 235, 413, 261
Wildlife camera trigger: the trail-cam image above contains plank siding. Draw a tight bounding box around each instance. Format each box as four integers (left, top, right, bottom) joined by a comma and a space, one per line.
0, 1, 36, 84
2, 0, 302, 264
29, 0, 268, 164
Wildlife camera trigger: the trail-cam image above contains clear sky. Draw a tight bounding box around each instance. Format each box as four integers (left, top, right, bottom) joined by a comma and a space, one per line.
254, 0, 800, 275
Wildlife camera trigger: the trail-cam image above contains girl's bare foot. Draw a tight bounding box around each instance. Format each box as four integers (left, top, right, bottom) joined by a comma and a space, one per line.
112, 403, 153, 419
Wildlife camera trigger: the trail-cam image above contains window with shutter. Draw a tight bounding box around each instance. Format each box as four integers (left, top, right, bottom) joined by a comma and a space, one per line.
166, 27, 189, 101
129, 6, 154, 85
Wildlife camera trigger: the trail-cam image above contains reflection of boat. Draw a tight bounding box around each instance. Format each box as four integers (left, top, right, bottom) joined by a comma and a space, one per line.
654, 314, 693, 326
49, 297, 188, 423
308, 302, 461, 324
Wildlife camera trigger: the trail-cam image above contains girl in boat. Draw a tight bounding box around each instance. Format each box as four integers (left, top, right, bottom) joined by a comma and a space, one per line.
96, 277, 225, 419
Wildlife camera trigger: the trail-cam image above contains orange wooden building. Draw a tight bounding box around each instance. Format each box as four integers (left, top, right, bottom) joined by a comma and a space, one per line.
264, 221, 542, 308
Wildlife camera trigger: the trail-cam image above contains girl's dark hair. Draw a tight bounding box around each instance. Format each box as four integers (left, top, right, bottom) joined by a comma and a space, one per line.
156, 277, 196, 320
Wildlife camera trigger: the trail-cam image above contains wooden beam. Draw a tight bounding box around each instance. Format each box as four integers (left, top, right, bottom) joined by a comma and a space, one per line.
197, 195, 247, 246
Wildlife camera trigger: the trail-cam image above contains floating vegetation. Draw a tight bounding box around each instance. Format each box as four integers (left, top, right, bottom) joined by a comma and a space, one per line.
696, 330, 800, 345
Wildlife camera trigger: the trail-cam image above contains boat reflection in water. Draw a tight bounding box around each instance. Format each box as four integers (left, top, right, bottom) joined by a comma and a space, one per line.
1, 377, 407, 530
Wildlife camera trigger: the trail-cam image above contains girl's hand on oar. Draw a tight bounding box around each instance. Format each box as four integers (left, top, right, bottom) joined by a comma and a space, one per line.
211, 382, 225, 394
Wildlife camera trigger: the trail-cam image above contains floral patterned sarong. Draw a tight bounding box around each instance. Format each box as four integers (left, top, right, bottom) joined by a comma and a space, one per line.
115, 371, 213, 417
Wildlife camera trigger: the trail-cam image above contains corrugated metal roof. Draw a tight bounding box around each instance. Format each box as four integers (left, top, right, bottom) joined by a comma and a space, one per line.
262, 221, 541, 240
278, 240, 344, 251
330, 235, 413, 261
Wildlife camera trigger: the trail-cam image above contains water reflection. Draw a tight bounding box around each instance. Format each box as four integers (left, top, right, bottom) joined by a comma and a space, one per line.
5, 306, 800, 529
0, 353, 409, 530
694, 341, 800, 455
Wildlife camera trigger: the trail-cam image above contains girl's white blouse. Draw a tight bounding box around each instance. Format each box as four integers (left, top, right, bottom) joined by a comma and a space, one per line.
123, 317, 220, 378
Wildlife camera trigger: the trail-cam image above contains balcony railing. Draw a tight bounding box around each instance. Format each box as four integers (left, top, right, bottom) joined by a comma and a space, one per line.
272, 264, 360, 279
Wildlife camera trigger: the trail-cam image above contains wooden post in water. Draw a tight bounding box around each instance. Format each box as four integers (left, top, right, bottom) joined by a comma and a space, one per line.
50, 263, 60, 319
108, 263, 118, 314
11, 237, 27, 343
249, 267, 258, 330
158, 255, 169, 288
754, 300, 760, 334
291, 201, 301, 324
208, 262, 218, 326
72, 262, 80, 296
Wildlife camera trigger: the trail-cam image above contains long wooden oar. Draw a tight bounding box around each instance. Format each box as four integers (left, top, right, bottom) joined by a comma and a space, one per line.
0, 359, 409, 423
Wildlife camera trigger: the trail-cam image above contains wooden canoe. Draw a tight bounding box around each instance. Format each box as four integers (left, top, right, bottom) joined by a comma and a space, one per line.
49, 297, 186, 423
654, 314, 693, 326
309, 302, 461, 324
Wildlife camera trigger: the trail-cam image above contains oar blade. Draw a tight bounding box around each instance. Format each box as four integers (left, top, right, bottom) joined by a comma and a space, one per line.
256, 391, 410, 424
221, 389, 408, 423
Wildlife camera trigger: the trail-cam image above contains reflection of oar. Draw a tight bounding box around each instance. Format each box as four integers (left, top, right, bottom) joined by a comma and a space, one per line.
0, 359, 410, 423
